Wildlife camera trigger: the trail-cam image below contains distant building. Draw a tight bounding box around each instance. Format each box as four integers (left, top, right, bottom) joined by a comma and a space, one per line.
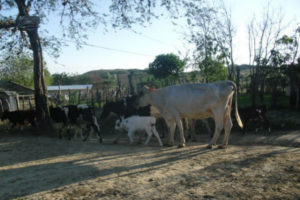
47, 84, 93, 92
47, 84, 93, 103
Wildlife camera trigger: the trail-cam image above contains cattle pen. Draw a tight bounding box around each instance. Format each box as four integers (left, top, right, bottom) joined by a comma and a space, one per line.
0, 74, 300, 199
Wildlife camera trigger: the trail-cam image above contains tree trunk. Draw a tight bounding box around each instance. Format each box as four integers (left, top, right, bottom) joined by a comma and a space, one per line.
14, 0, 52, 133
115, 74, 121, 101
128, 71, 135, 95
27, 29, 52, 131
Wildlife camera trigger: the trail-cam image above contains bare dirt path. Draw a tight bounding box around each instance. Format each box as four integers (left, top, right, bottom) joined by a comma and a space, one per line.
0, 130, 299, 200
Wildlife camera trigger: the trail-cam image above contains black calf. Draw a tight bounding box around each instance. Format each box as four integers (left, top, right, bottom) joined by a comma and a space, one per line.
238, 105, 271, 134
1, 110, 36, 129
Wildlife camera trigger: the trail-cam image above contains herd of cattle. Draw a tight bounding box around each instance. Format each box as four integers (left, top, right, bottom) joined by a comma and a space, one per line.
0, 81, 271, 148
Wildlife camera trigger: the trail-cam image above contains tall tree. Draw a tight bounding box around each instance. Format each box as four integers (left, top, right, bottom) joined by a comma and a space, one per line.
185, 0, 235, 81
247, 2, 286, 106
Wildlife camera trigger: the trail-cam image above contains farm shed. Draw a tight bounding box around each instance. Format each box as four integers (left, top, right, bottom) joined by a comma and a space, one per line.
0, 81, 35, 111
0, 91, 19, 111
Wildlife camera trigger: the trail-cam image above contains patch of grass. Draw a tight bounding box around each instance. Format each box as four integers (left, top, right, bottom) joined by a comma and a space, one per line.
239, 94, 290, 109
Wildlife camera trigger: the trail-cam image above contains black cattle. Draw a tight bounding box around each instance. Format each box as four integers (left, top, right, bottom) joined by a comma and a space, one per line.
100, 96, 151, 120
237, 105, 271, 134
49, 106, 68, 125
100, 100, 126, 120
49, 105, 102, 142
0, 110, 36, 129
49, 106, 69, 138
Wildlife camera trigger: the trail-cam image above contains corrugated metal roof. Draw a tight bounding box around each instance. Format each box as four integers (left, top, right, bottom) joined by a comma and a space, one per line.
0, 80, 34, 95
47, 85, 93, 91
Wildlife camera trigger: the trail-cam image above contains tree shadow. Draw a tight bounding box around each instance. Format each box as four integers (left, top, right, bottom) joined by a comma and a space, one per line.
0, 131, 299, 199
0, 141, 218, 199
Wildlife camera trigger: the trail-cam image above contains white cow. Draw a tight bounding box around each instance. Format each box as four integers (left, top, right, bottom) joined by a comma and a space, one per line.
135, 80, 243, 148
114, 116, 163, 147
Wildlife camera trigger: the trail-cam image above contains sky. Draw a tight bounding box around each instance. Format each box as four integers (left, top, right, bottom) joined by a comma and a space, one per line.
43, 0, 300, 75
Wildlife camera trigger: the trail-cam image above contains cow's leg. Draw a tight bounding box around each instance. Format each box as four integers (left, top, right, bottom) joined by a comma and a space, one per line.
93, 125, 103, 143
165, 119, 176, 146
144, 127, 153, 145
127, 129, 135, 144
151, 125, 163, 147
219, 115, 233, 149
175, 117, 186, 148
92, 116, 103, 142
188, 119, 197, 142
207, 115, 224, 149
83, 125, 90, 141
168, 121, 176, 146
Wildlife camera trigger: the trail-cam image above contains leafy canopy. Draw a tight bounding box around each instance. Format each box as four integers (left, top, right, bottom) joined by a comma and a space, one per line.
148, 53, 186, 79
199, 57, 228, 83
0, 53, 52, 88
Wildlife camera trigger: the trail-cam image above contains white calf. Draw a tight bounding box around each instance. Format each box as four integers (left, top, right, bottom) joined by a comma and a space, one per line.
114, 116, 163, 147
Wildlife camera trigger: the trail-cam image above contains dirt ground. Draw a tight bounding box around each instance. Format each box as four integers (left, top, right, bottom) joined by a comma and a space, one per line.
0, 130, 299, 200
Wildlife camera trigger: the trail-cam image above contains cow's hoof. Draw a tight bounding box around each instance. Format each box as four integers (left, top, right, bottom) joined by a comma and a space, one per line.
164, 143, 174, 147
177, 143, 186, 148
206, 144, 213, 149
99, 138, 103, 143
218, 145, 227, 149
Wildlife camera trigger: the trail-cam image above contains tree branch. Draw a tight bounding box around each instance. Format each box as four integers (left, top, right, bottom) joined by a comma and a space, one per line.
0, 18, 17, 29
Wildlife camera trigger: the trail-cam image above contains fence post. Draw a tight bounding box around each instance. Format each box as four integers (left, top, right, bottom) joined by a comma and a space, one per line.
68, 89, 71, 105
78, 90, 81, 104
91, 89, 94, 106
22, 96, 25, 110
86, 86, 89, 105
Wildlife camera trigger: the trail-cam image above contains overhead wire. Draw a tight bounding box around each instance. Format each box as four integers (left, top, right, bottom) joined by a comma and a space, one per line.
49, 33, 182, 70
58, 37, 155, 57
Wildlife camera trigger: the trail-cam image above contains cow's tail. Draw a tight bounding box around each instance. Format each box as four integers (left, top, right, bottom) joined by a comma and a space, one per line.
231, 81, 243, 128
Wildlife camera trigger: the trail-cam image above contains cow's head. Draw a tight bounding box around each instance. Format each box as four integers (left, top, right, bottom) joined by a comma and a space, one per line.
134, 85, 153, 108
114, 116, 125, 131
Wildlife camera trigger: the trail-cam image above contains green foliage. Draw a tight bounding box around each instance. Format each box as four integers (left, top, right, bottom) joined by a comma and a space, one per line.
52, 72, 91, 85
0, 53, 52, 88
198, 57, 228, 83
239, 94, 290, 108
148, 53, 186, 79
